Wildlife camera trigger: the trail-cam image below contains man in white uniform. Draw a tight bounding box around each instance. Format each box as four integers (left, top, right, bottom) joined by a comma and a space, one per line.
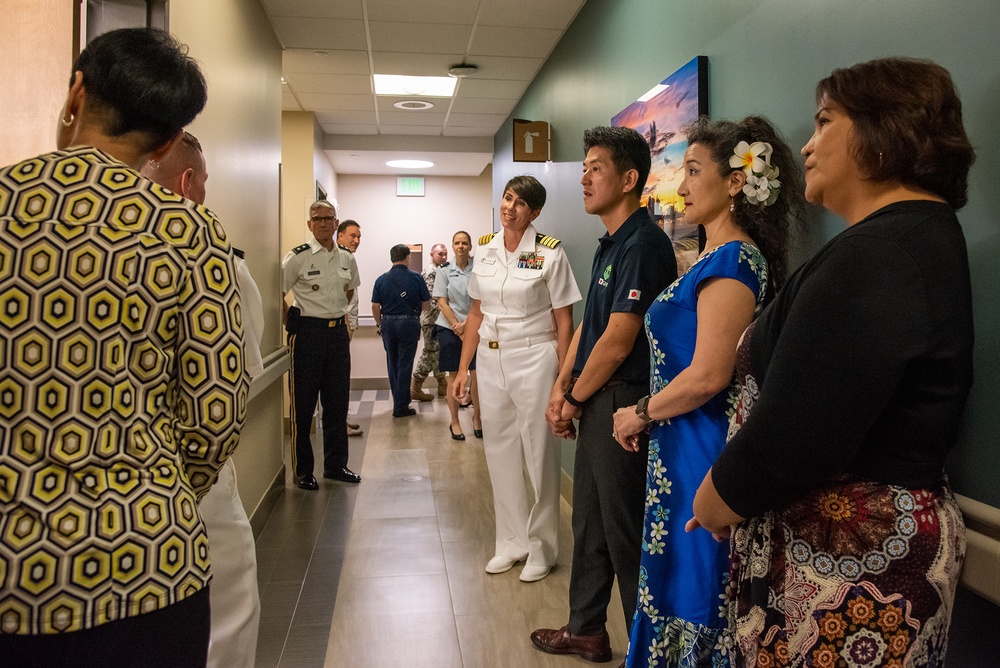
142, 132, 262, 668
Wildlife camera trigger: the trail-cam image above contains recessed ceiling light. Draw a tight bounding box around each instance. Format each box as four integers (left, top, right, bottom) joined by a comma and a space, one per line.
374, 74, 456, 97
386, 160, 434, 169
314, 51, 328, 57
637, 83, 669, 102
394, 100, 434, 110
280, 76, 287, 84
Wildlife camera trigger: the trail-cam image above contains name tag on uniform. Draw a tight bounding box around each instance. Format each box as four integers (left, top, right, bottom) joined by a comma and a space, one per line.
307, 269, 321, 276
480, 256, 497, 265
518, 252, 544, 270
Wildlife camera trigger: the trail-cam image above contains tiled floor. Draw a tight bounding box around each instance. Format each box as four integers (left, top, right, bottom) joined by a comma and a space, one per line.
253, 389, 628, 667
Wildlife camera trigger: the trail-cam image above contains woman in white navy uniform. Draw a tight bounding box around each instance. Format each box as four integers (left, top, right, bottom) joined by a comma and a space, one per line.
453, 175, 582, 582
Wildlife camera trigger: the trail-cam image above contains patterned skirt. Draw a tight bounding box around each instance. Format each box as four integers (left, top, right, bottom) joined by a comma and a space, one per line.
728, 479, 965, 668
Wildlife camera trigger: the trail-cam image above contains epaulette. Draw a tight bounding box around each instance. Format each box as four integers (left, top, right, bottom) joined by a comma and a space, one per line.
292, 243, 311, 254
536, 233, 561, 248
478, 232, 497, 245
233, 247, 246, 259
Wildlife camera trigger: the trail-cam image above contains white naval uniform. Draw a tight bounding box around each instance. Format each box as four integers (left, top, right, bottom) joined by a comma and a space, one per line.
469, 224, 581, 567
201, 253, 263, 668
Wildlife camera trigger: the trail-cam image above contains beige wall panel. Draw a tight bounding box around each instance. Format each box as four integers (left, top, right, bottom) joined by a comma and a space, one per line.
0, 0, 74, 166
171, 0, 285, 517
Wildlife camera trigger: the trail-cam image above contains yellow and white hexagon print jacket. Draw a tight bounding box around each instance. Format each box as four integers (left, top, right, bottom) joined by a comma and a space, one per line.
0, 146, 249, 634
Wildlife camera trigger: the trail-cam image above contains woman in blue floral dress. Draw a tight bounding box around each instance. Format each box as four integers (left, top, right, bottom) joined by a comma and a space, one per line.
613, 117, 803, 667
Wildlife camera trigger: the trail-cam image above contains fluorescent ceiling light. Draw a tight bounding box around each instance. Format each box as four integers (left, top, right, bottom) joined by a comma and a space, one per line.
637, 84, 669, 102
386, 160, 434, 169
374, 74, 457, 97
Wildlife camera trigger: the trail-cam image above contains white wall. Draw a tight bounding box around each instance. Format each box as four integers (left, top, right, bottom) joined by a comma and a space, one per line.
336, 168, 494, 382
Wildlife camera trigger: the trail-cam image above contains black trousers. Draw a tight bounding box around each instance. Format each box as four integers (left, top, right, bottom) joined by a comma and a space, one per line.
0, 586, 210, 667
381, 314, 421, 415
568, 381, 649, 635
288, 321, 351, 477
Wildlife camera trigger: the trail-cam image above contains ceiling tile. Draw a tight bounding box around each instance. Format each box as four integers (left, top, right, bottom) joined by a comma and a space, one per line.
377, 110, 448, 126
379, 125, 444, 136
476, 0, 586, 29
282, 89, 301, 111
371, 52, 465, 76
315, 110, 380, 125
270, 17, 368, 50
365, 0, 478, 25
286, 73, 372, 95
368, 21, 472, 54
297, 92, 374, 111
283, 49, 370, 75
458, 55, 543, 81
320, 124, 378, 136
449, 97, 515, 115
263, 0, 363, 19
447, 113, 510, 128
455, 78, 529, 100
470, 25, 563, 59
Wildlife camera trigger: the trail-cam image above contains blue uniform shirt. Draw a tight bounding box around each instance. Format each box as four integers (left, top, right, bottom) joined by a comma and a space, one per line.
371, 264, 431, 315
573, 207, 678, 384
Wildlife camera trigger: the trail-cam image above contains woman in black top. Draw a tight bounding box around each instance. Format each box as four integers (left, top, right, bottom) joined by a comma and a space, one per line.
691, 58, 976, 666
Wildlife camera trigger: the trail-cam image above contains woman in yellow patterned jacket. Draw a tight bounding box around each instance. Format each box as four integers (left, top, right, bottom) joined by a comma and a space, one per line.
0, 28, 247, 666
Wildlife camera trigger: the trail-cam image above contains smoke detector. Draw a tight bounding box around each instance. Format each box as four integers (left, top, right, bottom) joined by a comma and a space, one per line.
447, 64, 479, 78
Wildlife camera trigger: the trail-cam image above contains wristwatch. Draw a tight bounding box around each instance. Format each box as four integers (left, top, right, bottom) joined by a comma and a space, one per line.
635, 395, 651, 422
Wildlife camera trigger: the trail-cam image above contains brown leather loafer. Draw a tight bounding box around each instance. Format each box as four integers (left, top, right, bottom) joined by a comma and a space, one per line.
530, 626, 612, 663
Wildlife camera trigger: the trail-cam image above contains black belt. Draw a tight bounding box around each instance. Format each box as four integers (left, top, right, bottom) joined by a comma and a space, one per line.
299, 315, 346, 328
382, 314, 419, 319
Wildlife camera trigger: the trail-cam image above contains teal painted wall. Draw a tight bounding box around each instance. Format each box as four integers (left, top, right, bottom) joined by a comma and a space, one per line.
493, 0, 1000, 507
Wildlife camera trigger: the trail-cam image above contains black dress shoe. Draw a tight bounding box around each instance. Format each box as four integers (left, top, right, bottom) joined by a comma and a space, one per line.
473, 428, 483, 438
450, 425, 465, 441
324, 467, 361, 483
295, 474, 319, 490
393, 408, 417, 418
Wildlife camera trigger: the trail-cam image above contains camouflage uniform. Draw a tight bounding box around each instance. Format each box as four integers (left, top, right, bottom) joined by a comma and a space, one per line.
413, 264, 447, 383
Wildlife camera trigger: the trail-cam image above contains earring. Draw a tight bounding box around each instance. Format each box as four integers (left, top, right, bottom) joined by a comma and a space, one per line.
61, 114, 75, 128
730, 198, 735, 213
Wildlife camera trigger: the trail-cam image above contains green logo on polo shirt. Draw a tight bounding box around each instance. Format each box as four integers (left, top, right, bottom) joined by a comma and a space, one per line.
603, 264, 612, 280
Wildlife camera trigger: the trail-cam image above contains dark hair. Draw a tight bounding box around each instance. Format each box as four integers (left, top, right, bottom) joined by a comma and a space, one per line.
73, 28, 207, 154
816, 57, 975, 209
686, 115, 805, 293
453, 230, 472, 243
390, 244, 410, 263
337, 219, 360, 234
583, 126, 652, 198
503, 176, 546, 211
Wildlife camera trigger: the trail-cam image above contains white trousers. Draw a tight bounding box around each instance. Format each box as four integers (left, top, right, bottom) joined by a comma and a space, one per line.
200, 458, 261, 668
476, 339, 561, 567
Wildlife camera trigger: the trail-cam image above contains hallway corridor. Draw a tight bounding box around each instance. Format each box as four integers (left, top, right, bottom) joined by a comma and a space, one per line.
252, 390, 629, 667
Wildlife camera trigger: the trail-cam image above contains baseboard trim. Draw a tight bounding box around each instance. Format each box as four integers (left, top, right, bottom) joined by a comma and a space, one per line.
249, 464, 286, 541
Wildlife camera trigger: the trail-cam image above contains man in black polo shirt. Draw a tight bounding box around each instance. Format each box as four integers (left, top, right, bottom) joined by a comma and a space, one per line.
371, 245, 431, 418
532, 126, 677, 663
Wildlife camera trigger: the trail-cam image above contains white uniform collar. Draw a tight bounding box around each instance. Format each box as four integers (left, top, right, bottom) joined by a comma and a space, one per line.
308, 237, 337, 254
495, 223, 538, 254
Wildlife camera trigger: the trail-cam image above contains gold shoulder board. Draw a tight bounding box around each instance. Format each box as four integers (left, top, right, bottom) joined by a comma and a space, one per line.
478, 232, 497, 245
536, 233, 561, 248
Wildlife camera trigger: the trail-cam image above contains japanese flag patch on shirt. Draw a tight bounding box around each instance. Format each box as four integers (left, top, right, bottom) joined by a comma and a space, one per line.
627, 289, 641, 300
